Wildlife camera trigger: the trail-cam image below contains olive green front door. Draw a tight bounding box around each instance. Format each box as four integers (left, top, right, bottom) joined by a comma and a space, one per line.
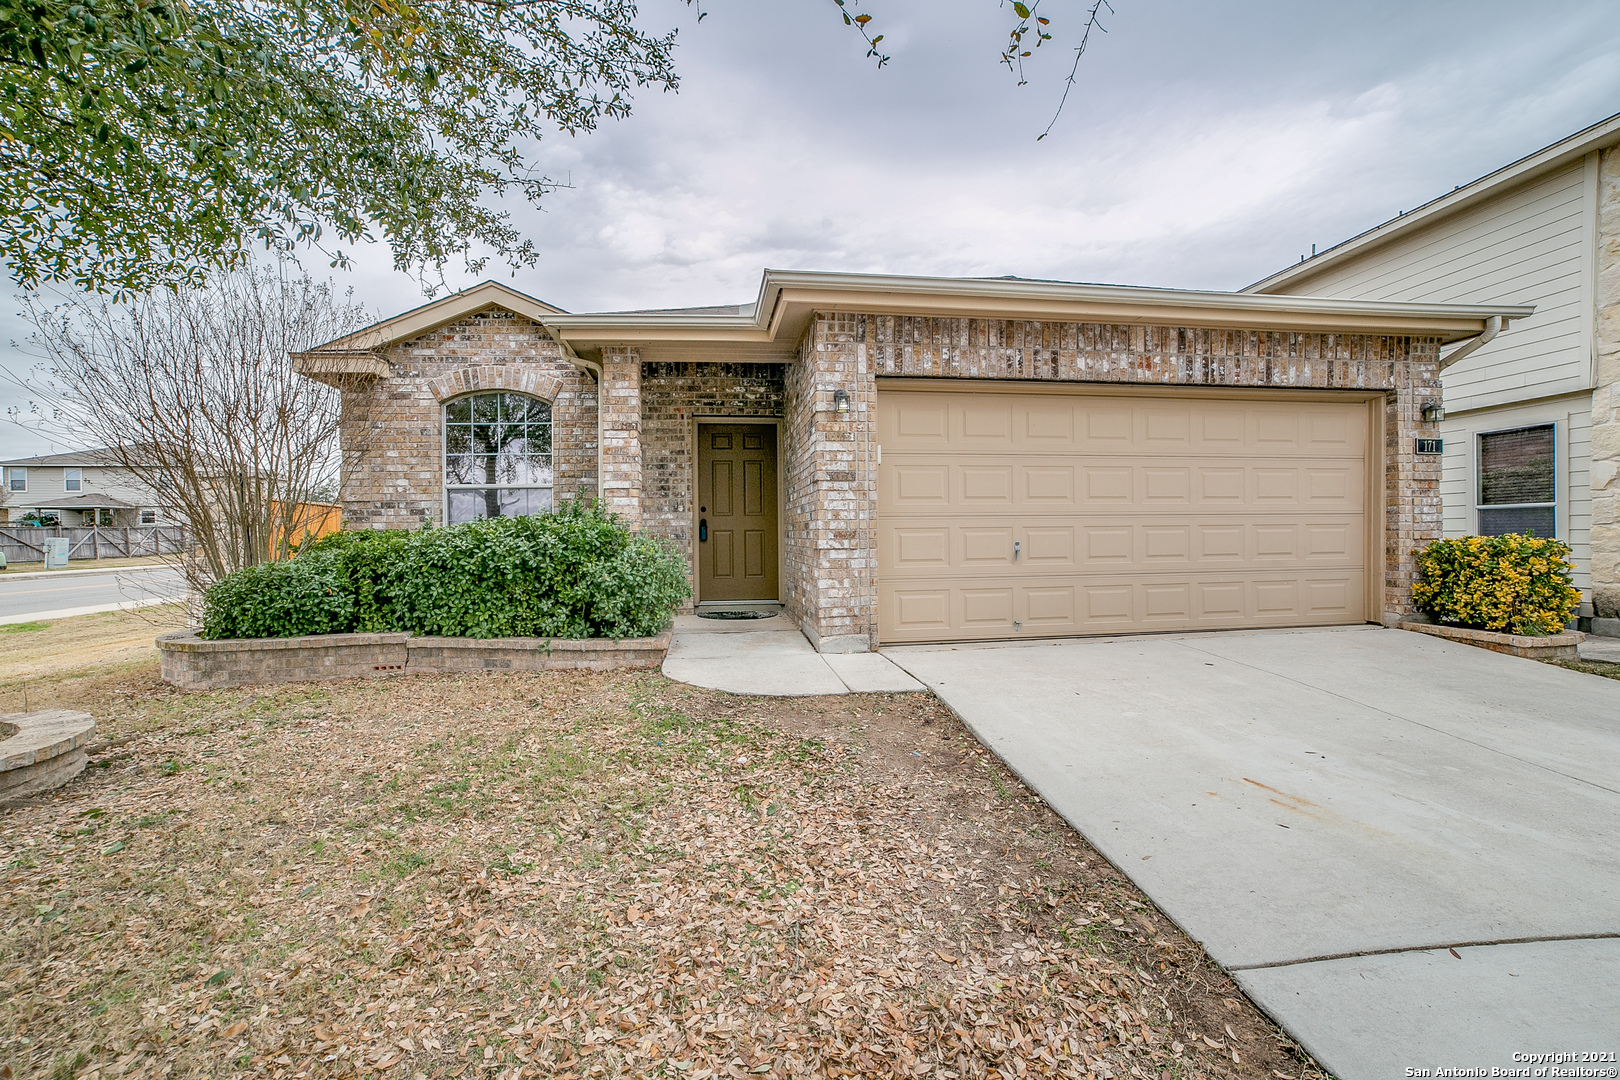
697, 423, 779, 602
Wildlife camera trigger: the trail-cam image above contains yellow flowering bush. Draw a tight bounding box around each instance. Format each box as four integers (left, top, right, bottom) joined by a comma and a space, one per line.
1411, 534, 1581, 635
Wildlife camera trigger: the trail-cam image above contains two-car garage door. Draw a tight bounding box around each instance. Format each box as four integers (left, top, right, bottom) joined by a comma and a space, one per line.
877, 387, 1373, 644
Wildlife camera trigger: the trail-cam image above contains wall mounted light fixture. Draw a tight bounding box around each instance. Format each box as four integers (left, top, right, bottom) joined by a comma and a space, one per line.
833, 389, 851, 414
1420, 401, 1444, 424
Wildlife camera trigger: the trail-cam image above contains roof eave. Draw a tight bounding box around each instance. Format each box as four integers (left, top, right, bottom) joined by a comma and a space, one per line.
546, 269, 1533, 349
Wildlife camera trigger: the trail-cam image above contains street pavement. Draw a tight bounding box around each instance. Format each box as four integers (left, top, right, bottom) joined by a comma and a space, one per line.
886, 626, 1620, 1079
0, 565, 186, 623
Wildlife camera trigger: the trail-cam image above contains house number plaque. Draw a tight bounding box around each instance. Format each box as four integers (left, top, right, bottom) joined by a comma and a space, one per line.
1414, 438, 1443, 455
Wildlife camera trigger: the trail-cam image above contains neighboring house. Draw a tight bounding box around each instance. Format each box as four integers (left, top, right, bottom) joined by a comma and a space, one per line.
1246, 111, 1620, 629
0, 448, 176, 527
295, 273, 1522, 652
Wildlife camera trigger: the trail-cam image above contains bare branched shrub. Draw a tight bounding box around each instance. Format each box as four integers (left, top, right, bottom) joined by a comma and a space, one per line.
15, 265, 372, 593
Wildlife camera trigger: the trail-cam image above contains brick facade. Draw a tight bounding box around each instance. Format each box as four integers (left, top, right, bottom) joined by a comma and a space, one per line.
340, 309, 596, 528
781, 318, 878, 652
599, 347, 643, 527
640, 363, 785, 594
333, 300, 1449, 652
788, 313, 1444, 649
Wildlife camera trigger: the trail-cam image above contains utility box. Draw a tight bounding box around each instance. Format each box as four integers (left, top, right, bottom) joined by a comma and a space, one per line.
44, 537, 70, 569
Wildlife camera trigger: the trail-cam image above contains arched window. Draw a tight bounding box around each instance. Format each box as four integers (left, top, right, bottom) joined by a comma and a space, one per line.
444, 391, 553, 524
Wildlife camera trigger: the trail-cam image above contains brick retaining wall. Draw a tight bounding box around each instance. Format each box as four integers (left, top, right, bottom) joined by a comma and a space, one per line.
157, 630, 670, 690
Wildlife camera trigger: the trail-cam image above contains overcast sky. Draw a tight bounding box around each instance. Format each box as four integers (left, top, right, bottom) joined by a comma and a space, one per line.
5, 0, 1619, 457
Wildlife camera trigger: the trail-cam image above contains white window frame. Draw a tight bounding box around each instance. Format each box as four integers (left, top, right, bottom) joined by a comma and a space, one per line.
64, 467, 82, 492
1474, 421, 1559, 537
6, 467, 24, 493
139, 508, 158, 526
441, 391, 555, 525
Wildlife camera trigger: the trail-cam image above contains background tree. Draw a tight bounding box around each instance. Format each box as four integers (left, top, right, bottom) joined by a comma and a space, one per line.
16, 265, 371, 590
1, 0, 1111, 298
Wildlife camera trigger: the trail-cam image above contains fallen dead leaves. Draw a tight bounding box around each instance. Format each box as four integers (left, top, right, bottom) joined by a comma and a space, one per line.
0, 651, 1328, 1080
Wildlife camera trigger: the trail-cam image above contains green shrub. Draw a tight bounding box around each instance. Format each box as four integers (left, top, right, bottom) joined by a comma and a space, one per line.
200, 551, 356, 640
1411, 533, 1581, 635
387, 501, 689, 639
297, 528, 410, 633
200, 501, 689, 640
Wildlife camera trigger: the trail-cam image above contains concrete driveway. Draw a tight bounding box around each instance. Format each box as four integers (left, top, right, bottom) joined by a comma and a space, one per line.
885, 626, 1620, 1079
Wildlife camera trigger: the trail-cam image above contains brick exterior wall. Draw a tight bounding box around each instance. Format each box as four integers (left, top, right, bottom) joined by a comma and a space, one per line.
340, 309, 597, 528
332, 300, 1449, 651
640, 363, 785, 600
599, 347, 643, 527
781, 318, 878, 651
1591, 145, 1620, 620
782, 312, 1444, 650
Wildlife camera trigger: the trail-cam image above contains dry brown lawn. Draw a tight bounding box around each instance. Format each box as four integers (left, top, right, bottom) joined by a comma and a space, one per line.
0, 613, 1328, 1080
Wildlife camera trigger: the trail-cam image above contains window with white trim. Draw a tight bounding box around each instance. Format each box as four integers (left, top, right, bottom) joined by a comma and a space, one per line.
6, 467, 24, 492
140, 508, 157, 525
444, 391, 553, 524
1477, 424, 1555, 538
64, 467, 82, 492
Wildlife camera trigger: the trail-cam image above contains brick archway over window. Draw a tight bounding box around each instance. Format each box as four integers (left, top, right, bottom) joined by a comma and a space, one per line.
426, 365, 564, 404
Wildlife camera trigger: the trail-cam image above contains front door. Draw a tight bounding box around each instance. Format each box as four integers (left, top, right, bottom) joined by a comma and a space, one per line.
697, 423, 779, 602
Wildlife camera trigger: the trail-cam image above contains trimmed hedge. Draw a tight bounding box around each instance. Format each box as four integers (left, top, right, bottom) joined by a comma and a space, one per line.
1411, 533, 1581, 636
200, 502, 689, 640
200, 551, 356, 640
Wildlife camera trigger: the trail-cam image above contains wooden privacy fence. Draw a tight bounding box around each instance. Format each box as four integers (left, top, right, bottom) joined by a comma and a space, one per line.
0, 525, 188, 564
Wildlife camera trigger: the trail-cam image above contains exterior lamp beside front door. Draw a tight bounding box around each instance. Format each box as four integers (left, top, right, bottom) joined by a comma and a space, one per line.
833, 389, 850, 414
1420, 401, 1444, 424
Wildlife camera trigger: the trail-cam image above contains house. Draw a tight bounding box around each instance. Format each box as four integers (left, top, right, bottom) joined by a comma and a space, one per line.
0, 448, 176, 527
294, 272, 1525, 652
1246, 111, 1620, 633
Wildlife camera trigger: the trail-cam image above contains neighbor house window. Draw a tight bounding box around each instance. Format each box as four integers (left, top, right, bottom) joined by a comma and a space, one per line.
139, 509, 157, 525
6, 467, 24, 492
444, 391, 553, 524
64, 468, 82, 492
1477, 424, 1555, 537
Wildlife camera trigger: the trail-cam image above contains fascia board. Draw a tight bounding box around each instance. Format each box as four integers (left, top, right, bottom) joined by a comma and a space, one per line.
768, 280, 1531, 341
1244, 110, 1620, 294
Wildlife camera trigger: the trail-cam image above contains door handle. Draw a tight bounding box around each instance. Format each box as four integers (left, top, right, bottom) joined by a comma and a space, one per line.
699, 518, 708, 542
1014, 540, 1020, 561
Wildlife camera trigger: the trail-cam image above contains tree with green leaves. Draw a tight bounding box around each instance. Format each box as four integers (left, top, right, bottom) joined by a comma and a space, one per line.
0, 0, 1111, 298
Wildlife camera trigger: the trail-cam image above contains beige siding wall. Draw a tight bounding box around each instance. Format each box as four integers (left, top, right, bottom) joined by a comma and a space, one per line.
1273, 160, 1594, 414
0, 465, 172, 524
1439, 394, 1594, 611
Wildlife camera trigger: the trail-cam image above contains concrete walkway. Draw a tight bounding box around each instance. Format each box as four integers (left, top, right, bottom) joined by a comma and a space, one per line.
661, 613, 923, 695
886, 626, 1620, 1079
1579, 634, 1620, 662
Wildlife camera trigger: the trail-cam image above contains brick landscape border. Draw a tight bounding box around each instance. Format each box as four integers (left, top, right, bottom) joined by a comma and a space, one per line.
157, 629, 671, 690
1398, 621, 1584, 661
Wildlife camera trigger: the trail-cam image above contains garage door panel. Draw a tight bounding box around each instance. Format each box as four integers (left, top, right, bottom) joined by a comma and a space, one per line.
960, 588, 1015, 628
886, 515, 1363, 575
878, 390, 1370, 643
961, 400, 1014, 442
891, 465, 950, 506
961, 467, 1014, 504
960, 527, 1015, 565
1024, 526, 1076, 565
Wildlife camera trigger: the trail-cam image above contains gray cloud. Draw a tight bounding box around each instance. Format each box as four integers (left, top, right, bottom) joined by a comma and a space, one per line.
4, 0, 1618, 455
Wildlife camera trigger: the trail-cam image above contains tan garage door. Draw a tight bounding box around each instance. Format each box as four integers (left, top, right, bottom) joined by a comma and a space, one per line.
878, 387, 1371, 644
